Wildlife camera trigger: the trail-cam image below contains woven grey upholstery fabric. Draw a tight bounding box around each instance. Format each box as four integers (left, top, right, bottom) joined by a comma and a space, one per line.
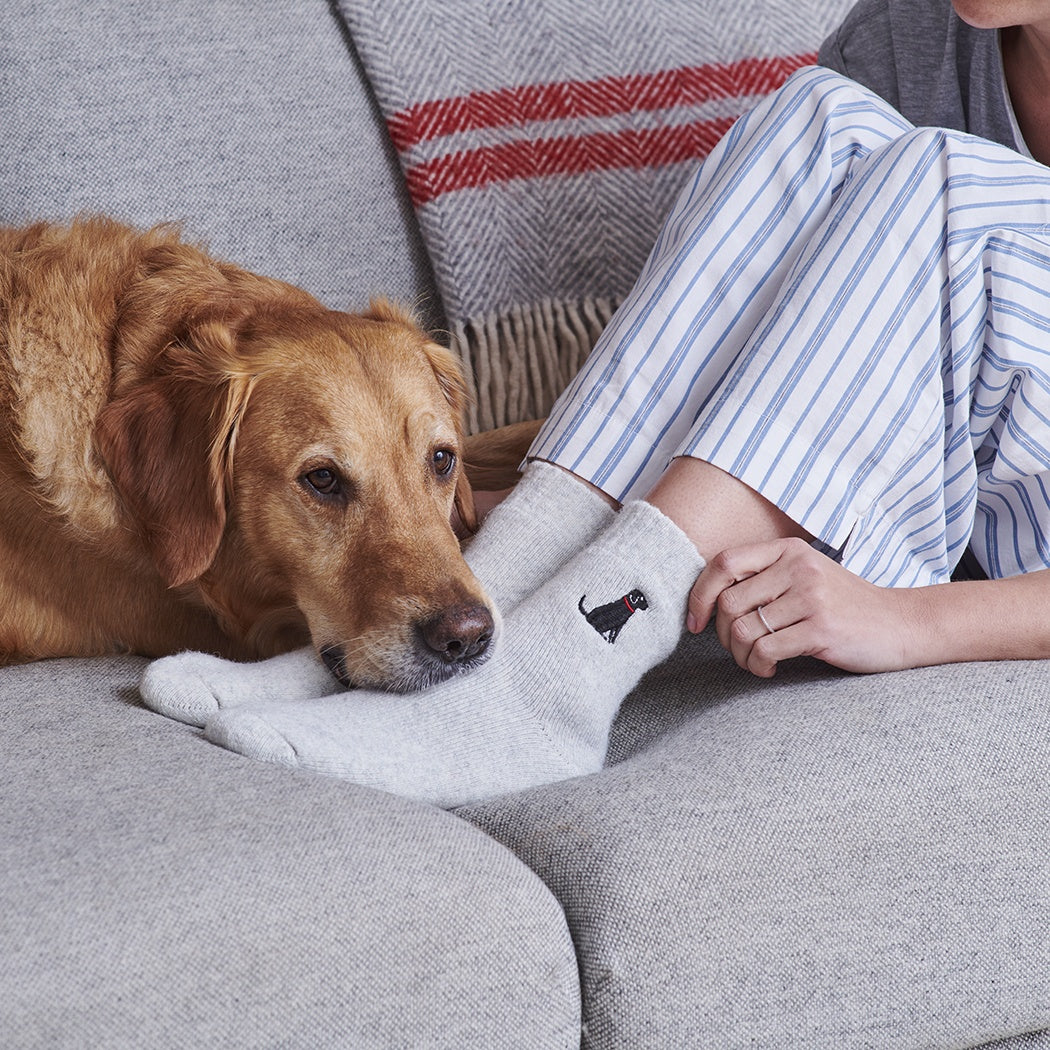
463, 628, 1050, 1048
0, 657, 579, 1049
0, 0, 444, 329
981, 1036, 1050, 1050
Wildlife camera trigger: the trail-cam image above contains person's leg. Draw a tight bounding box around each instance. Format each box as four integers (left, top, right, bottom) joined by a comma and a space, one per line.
670, 124, 1050, 588
530, 67, 914, 501
538, 73, 1050, 589
610, 125, 1050, 679
646, 456, 811, 559
146, 74, 1050, 809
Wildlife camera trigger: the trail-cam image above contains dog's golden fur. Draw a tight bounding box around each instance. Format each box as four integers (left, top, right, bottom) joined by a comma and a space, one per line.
0, 216, 508, 690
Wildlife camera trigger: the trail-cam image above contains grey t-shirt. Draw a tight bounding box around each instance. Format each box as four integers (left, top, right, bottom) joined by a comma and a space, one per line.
818, 0, 1023, 153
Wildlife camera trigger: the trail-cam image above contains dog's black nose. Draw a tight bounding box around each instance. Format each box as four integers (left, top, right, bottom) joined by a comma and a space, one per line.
418, 602, 495, 666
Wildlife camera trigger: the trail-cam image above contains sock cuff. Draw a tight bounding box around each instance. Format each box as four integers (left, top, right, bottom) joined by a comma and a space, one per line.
597, 499, 706, 607
464, 460, 614, 566
612, 499, 705, 566
463, 460, 618, 614
511, 459, 615, 521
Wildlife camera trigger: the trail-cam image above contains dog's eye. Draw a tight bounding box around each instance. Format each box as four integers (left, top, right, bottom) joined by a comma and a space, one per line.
432, 448, 456, 477
303, 467, 341, 496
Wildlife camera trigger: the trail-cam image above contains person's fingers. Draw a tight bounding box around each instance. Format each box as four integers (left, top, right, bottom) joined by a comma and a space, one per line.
688, 538, 808, 632
722, 596, 794, 674
711, 561, 798, 649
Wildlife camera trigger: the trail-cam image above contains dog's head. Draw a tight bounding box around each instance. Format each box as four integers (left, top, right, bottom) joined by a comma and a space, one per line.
96, 253, 494, 691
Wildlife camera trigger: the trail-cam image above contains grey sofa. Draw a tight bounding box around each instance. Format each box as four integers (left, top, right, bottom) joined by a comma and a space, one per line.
2, 3, 1048, 1047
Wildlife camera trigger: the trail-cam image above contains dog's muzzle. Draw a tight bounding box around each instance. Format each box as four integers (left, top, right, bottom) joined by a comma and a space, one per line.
320, 643, 354, 688
416, 600, 494, 670
320, 599, 496, 692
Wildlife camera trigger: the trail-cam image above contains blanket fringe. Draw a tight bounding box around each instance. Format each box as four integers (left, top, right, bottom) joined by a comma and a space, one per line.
451, 296, 617, 433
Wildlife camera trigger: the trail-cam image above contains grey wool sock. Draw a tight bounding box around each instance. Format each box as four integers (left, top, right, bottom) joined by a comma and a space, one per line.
461, 459, 616, 610
139, 460, 615, 727
203, 500, 705, 808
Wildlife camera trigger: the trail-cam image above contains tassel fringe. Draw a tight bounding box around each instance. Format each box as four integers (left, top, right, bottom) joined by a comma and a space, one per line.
451, 296, 617, 433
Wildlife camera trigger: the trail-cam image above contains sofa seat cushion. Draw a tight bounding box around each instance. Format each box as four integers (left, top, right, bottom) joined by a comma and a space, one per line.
0, 656, 579, 1050
464, 629, 1050, 1048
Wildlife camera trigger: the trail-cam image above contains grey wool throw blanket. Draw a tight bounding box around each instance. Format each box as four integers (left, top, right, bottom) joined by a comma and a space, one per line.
339, 0, 853, 432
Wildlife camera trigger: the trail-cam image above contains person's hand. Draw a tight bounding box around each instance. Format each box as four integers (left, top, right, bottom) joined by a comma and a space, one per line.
687, 538, 916, 677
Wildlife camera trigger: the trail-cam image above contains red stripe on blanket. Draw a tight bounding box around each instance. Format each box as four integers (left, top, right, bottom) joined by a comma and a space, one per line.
388, 52, 816, 152
403, 115, 739, 206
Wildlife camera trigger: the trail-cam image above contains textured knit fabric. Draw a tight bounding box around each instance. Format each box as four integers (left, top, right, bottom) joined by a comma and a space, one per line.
338, 0, 854, 429
0, 656, 580, 1049
818, 0, 1022, 153
200, 501, 704, 807
462, 625, 1050, 1048
458, 459, 616, 610
531, 67, 1050, 586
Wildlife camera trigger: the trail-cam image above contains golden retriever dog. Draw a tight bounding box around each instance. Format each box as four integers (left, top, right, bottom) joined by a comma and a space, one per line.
0, 216, 503, 691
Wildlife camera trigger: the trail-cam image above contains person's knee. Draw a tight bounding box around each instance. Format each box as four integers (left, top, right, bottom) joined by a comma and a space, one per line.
860, 125, 959, 182
776, 65, 895, 121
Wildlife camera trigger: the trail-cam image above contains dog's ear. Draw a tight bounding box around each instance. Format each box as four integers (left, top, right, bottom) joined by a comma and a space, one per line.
95, 319, 254, 588
419, 338, 478, 535
364, 297, 420, 327
452, 468, 478, 536
96, 234, 316, 587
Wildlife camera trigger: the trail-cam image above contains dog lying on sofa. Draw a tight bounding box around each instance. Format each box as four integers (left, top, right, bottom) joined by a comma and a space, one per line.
0, 216, 498, 691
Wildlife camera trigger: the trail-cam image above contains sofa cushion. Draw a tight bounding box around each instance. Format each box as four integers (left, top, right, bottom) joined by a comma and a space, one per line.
463, 629, 1050, 1048
0, 0, 443, 329
0, 656, 579, 1049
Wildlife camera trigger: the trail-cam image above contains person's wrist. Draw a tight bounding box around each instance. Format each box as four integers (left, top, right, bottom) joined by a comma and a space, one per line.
887, 584, 942, 670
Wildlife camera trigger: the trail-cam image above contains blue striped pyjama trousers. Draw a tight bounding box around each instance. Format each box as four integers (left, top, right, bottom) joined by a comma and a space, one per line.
530, 67, 1050, 586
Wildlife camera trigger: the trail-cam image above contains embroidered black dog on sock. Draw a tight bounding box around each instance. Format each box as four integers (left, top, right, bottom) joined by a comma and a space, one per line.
578, 590, 649, 643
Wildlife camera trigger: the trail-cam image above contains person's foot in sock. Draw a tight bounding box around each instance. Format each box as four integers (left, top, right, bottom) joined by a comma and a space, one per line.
204, 500, 705, 807
139, 462, 615, 726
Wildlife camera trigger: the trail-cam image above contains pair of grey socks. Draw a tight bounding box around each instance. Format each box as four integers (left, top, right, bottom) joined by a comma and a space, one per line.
140, 462, 705, 807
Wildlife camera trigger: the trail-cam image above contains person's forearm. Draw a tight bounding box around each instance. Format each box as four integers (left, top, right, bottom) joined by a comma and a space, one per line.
690, 536, 1050, 677
902, 570, 1050, 667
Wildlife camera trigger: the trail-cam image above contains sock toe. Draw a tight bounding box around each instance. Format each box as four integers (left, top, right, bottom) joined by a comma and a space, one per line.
204, 710, 300, 766
140, 660, 222, 728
